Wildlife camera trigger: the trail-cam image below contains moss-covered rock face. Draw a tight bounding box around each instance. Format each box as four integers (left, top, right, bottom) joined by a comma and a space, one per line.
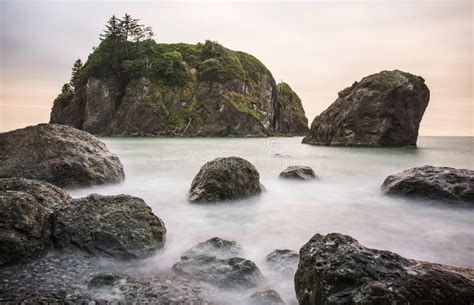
275, 82, 309, 135
50, 40, 309, 136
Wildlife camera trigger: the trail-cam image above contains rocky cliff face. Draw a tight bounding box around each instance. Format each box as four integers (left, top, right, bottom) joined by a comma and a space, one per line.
303, 70, 430, 146
50, 41, 308, 137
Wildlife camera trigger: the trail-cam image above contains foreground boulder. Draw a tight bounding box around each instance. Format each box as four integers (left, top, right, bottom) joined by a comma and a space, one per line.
249, 289, 286, 305
0, 124, 125, 188
279, 166, 318, 181
303, 70, 430, 147
295, 233, 474, 305
181, 237, 243, 259
382, 166, 474, 203
189, 157, 262, 203
265, 249, 299, 276
0, 178, 71, 266
173, 255, 264, 289
53, 194, 166, 259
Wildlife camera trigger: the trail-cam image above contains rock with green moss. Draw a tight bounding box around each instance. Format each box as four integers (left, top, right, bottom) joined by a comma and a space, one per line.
52, 194, 166, 259
303, 70, 430, 146
50, 39, 308, 136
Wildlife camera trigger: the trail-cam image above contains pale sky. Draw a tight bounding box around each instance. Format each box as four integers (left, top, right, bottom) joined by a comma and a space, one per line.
1, 0, 472, 136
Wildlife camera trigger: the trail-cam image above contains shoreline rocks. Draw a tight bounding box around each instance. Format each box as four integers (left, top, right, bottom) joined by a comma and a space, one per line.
0, 123, 125, 188
295, 233, 474, 305
279, 166, 318, 181
189, 157, 262, 203
382, 165, 474, 204
181, 237, 243, 259
303, 70, 430, 147
0, 178, 72, 266
265, 249, 299, 276
53, 194, 166, 259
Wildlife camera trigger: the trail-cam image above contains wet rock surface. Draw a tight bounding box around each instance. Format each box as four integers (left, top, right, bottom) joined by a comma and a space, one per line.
53, 194, 167, 259
382, 165, 474, 203
279, 166, 318, 181
265, 249, 299, 276
0, 253, 211, 304
0, 178, 72, 266
303, 70, 430, 147
295, 233, 474, 305
249, 289, 286, 305
173, 255, 264, 289
182, 237, 244, 259
0, 123, 125, 188
189, 157, 262, 203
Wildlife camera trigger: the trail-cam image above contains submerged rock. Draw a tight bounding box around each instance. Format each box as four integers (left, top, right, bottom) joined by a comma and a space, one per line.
382, 165, 474, 203
182, 237, 243, 259
249, 289, 286, 305
303, 70, 430, 147
0, 123, 125, 188
173, 255, 264, 289
88, 273, 124, 289
265, 249, 299, 276
189, 157, 262, 203
279, 166, 318, 181
53, 194, 166, 259
295, 233, 474, 305
0, 178, 72, 266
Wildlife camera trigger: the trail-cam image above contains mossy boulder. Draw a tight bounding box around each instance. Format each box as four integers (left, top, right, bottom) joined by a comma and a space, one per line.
50, 39, 308, 136
53, 194, 166, 259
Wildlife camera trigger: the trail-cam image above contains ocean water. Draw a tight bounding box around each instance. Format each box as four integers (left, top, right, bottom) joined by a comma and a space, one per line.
68, 136, 474, 303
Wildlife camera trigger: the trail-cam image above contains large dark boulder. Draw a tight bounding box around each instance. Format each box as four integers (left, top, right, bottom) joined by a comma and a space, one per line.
382, 165, 474, 203
0, 124, 125, 188
172, 255, 264, 289
303, 70, 430, 147
53, 194, 166, 259
279, 166, 318, 181
181, 237, 243, 259
0, 178, 71, 266
188, 157, 262, 203
295, 233, 474, 305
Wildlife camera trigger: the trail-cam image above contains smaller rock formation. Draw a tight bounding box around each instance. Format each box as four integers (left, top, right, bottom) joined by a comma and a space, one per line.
53, 194, 166, 259
0, 123, 125, 188
274, 82, 309, 136
295, 233, 474, 305
279, 166, 318, 181
88, 273, 123, 289
181, 237, 243, 259
173, 255, 264, 289
303, 70, 430, 147
188, 157, 262, 203
265, 249, 299, 276
382, 166, 474, 203
0, 178, 72, 266
249, 289, 286, 305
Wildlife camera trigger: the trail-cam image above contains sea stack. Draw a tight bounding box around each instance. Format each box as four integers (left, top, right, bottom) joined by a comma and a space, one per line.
303, 70, 430, 147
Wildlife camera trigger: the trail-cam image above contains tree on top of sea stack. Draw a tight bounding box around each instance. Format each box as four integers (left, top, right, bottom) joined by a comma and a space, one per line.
302, 70, 430, 147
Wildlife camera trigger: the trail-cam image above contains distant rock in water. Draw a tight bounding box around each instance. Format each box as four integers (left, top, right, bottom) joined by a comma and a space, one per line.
303, 70, 430, 147
0, 124, 125, 188
53, 194, 166, 259
265, 249, 299, 276
279, 166, 318, 181
189, 157, 262, 203
248, 289, 286, 305
0, 178, 71, 266
181, 237, 243, 259
295, 233, 474, 305
50, 38, 308, 137
382, 166, 474, 203
275, 82, 309, 135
